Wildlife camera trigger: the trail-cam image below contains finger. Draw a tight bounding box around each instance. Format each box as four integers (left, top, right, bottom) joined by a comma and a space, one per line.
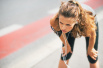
62, 47, 65, 50
62, 49, 65, 53
92, 56, 96, 60
95, 54, 98, 56
91, 56, 96, 60
70, 50, 72, 53
61, 50, 64, 54
92, 52, 97, 55
63, 51, 65, 54
62, 53, 66, 57
61, 50, 65, 54
93, 54, 97, 57
94, 55, 97, 58
95, 51, 98, 54
94, 54, 98, 57
87, 54, 88, 56
62, 53, 64, 57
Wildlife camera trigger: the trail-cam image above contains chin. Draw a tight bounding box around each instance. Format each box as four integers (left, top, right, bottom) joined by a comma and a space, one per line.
62, 31, 68, 33
62, 30, 71, 33
65, 31, 71, 33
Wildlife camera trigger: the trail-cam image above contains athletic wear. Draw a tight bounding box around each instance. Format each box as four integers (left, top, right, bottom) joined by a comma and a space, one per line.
50, 3, 99, 64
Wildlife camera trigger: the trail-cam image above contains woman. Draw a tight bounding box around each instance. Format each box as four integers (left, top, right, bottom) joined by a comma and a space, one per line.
50, 0, 100, 68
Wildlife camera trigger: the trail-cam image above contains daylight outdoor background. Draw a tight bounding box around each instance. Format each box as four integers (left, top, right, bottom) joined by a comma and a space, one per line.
0, 0, 103, 68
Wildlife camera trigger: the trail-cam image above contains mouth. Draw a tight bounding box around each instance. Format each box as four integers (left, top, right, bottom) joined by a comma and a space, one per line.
62, 30, 66, 32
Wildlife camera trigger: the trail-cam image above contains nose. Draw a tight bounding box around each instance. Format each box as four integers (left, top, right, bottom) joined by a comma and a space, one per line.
61, 25, 66, 30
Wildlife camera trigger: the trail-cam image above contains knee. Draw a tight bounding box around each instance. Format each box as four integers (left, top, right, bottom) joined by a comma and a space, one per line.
87, 55, 98, 64
61, 52, 72, 61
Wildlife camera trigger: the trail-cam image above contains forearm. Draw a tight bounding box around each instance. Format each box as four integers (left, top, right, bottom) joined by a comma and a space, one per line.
88, 35, 96, 50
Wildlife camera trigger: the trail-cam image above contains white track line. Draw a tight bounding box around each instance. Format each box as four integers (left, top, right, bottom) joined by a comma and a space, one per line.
48, 8, 59, 14
1, 37, 62, 68
0, 24, 23, 37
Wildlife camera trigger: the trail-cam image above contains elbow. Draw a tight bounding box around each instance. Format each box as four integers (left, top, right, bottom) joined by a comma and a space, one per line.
50, 18, 54, 26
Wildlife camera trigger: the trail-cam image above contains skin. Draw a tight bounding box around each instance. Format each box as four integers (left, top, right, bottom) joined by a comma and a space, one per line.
50, 12, 100, 68
59, 15, 76, 33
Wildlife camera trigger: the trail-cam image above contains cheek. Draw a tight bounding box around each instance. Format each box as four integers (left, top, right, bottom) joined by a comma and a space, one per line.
66, 26, 73, 31
59, 23, 62, 29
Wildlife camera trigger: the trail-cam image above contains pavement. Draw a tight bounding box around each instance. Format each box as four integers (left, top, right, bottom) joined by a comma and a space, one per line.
0, 0, 103, 68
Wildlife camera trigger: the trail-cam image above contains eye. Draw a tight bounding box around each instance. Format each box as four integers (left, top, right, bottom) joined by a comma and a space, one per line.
59, 22, 63, 24
66, 24, 71, 26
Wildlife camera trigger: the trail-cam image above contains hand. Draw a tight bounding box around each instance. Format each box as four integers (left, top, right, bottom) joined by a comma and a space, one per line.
87, 48, 98, 60
62, 45, 72, 57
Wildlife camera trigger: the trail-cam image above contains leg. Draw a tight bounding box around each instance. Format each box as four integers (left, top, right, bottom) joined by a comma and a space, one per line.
85, 23, 100, 68
58, 59, 69, 68
90, 60, 100, 68
58, 32, 75, 68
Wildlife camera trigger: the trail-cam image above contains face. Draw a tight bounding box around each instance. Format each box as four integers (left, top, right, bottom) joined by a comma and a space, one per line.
59, 14, 78, 33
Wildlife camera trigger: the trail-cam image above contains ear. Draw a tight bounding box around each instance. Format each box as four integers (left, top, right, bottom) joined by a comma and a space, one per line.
61, 1, 65, 5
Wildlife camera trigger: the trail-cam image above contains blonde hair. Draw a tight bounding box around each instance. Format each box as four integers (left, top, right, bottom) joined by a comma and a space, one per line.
59, 0, 97, 38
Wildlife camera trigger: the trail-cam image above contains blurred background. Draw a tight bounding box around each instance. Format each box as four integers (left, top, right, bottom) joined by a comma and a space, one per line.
0, 0, 103, 68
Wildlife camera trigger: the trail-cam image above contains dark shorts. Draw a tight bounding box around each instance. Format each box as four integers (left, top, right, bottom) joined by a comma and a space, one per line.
50, 22, 99, 64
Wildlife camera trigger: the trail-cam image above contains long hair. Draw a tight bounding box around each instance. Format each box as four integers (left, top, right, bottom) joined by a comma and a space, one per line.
58, 0, 97, 38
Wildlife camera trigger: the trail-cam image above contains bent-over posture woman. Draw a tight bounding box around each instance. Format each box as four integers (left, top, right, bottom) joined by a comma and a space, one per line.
50, 0, 100, 68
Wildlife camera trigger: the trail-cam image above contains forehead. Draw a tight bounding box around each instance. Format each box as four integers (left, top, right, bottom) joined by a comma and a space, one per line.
59, 15, 76, 24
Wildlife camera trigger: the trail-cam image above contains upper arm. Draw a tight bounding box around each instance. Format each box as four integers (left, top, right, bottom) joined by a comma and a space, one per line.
90, 28, 96, 39
50, 16, 60, 31
50, 12, 59, 27
50, 18, 55, 26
